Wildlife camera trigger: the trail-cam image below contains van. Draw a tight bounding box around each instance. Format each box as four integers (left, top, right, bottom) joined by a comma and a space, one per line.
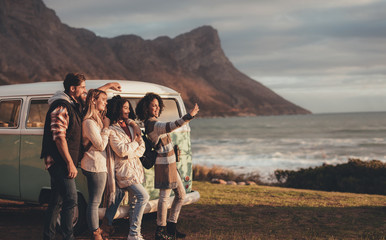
0, 80, 200, 233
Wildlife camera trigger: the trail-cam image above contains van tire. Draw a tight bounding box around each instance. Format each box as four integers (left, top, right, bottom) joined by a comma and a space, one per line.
56, 192, 87, 236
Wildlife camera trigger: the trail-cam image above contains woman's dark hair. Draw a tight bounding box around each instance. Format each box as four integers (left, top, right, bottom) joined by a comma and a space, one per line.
136, 92, 164, 121
106, 95, 136, 123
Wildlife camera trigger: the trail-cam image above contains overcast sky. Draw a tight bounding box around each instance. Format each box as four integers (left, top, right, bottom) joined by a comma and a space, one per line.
43, 0, 386, 113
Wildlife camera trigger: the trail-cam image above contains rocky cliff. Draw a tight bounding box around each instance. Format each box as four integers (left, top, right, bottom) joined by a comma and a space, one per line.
0, 0, 311, 116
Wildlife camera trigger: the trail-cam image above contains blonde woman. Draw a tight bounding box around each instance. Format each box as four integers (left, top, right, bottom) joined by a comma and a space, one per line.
81, 89, 110, 240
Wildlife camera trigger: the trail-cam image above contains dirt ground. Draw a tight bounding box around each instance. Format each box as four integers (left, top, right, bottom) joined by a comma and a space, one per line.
0, 198, 158, 240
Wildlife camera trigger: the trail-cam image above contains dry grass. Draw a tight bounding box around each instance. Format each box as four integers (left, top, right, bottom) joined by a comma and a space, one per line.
193, 164, 262, 183
3, 181, 385, 239
172, 181, 386, 240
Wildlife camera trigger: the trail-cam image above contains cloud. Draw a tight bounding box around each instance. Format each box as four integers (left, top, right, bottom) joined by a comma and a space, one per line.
43, 0, 386, 113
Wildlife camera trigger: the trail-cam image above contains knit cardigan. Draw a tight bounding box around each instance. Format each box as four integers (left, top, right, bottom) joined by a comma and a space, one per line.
145, 113, 194, 189
81, 119, 110, 173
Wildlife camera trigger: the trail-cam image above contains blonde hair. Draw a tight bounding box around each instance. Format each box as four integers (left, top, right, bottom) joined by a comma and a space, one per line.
83, 89, 107, 128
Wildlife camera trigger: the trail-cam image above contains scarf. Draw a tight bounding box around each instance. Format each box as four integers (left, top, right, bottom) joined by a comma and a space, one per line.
105, 144, 116, 207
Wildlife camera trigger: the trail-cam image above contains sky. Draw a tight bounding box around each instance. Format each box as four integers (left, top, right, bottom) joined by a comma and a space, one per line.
43, 0, 386, 114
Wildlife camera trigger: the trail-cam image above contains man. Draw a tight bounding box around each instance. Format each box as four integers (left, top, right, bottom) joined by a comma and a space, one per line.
41, 73, 138, 240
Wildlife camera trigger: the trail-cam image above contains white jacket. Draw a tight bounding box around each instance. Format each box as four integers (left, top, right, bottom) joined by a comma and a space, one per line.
108, 123, 146, 189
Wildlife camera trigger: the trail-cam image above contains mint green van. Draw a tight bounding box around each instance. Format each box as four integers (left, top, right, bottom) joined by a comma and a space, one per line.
0, 80, 199, 233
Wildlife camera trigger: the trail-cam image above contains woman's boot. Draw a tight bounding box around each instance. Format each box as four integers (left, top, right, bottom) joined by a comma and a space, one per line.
167, 222, 186, 239
155, 225, 175, 240
100, 217, 114, 237
92, 228, 104, 240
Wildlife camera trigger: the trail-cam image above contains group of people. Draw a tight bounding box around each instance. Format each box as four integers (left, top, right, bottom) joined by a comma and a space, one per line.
41, 73, 199, 240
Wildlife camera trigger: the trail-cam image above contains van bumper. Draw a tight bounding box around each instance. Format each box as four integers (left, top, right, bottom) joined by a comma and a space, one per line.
98, 190, 200, 219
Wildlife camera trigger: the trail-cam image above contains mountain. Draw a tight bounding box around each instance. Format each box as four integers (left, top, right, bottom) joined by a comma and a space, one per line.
0, 0, 311, 117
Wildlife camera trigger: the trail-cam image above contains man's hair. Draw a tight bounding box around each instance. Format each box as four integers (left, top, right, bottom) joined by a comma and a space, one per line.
135, 92, 164, 121
63, 73, 86, 93
106, 95, 136, 123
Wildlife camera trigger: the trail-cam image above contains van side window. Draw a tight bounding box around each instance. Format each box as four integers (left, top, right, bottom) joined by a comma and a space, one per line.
127, 98, 181, 127
0, 99, 22, 128
158, 99, 181, 122
27, 99, 49, 128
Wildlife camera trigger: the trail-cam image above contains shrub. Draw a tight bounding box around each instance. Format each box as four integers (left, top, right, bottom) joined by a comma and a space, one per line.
193, 164, 262, 184
274, 159, 386, 195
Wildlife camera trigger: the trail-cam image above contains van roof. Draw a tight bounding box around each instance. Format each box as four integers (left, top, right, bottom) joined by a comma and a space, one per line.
0, 80, 179, 97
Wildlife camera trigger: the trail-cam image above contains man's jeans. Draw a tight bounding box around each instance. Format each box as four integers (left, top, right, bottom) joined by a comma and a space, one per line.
43, 163, 78, 240
82, 170, 107, 231
105, 184, 149, 236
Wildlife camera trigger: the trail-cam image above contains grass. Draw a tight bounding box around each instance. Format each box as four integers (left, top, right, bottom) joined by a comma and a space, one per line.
159, 181, 386, 240
1, 176, 384, 239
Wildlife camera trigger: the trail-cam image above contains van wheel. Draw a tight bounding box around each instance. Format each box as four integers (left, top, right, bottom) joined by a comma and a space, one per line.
56, 193, 87, 236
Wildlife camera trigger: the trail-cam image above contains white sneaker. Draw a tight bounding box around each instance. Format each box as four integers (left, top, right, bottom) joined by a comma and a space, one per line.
127, 234, 145, 240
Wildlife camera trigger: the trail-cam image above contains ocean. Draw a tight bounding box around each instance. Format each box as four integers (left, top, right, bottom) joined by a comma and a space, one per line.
189, 112, 386, 182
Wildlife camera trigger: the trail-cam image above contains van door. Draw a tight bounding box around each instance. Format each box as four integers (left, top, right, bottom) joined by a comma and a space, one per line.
0, 98, 23, 200
20, 98, 50, 202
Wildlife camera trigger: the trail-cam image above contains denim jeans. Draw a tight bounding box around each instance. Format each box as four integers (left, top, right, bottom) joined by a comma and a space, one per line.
82, 170, 107, 231
43, 163, 78, 240
105, 184, 149, 236
157, 173, 186, 226
104, 187, 125, 226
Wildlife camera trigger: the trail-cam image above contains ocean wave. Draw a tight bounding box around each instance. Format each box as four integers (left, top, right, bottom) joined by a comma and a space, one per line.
190, 113, 386, 181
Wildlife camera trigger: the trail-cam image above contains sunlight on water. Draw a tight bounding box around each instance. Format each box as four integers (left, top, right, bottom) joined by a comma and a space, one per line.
189, 112, 386, 181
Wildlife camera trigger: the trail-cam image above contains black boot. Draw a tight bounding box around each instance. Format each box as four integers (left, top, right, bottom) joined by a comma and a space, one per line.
156, 225, 175, 240
155, 226, 166, 240
167, 222, 186, 239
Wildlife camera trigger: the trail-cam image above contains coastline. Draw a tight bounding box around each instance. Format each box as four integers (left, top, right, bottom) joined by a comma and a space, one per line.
190, 112, 386, 183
